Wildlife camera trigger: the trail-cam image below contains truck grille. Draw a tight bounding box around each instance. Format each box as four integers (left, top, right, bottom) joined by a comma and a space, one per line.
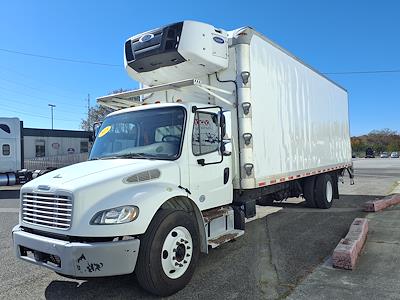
22, 193, 72, 230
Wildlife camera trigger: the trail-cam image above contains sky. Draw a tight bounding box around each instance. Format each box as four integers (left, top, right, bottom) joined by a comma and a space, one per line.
0, 0, 399, 136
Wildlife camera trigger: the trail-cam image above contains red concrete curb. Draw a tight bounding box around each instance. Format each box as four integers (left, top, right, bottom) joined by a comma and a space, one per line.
332, 218, 368, 270
364, 194, 400, 212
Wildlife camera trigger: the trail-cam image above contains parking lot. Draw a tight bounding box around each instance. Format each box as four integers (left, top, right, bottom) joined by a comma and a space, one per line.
1, 158, 399, 299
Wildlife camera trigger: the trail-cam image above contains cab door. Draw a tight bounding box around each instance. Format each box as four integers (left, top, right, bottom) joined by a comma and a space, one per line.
188, 107, 232, 210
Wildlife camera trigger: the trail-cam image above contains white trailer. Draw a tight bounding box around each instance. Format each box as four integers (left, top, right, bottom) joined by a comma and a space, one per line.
0, 117, 22, 185
13, 21, 353, 296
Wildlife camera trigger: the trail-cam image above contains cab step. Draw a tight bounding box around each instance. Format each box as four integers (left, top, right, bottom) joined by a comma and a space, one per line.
202, 206, 244, 248
208, 229, 244, 248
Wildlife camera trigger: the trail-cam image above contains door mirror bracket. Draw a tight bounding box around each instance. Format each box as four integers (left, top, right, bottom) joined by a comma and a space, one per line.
221, 140, 232, 156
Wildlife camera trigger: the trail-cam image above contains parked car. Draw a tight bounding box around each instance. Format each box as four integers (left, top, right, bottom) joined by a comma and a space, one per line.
391, 152, 399, 158
380, 152, 389, 158
365, 147, 375, 158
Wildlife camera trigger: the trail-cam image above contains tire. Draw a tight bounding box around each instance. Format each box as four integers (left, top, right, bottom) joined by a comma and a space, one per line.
256, 195, 274, 206
314, 174, 334, 209
135, 209, 200, 296
303, 176, 317, 208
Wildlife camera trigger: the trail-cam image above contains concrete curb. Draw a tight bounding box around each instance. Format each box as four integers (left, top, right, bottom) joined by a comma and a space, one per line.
332, 218, 368, 270
364, 194, 400, 212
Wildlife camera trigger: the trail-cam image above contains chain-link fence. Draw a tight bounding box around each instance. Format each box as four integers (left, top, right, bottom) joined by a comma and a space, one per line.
24, 153, 89, 170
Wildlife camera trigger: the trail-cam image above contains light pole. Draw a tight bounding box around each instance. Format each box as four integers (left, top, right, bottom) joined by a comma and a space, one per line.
48, 104, 56, 129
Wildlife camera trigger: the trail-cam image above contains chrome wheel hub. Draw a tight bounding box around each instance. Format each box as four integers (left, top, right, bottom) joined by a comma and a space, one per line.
161, 226, 193, 279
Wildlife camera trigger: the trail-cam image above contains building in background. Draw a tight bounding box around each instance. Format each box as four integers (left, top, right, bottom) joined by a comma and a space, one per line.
23, 127, 91, 159
1, 117, 92, 185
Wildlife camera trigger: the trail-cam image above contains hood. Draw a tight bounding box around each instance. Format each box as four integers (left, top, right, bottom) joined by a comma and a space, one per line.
23, 159, 178, 192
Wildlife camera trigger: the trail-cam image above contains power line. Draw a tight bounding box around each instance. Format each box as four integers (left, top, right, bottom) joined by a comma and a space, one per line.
1, 94, 86, 115
323, 69, 400, 75
0, 74, 86, 103
0, 47, 122, 67
0, 83, 87, 109
1, 105, 78, 122
2, 47, 400, 75
0, 96, 86, 116
0, 63, 84, 96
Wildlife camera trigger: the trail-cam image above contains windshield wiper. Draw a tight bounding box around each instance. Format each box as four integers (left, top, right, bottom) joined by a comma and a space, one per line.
115, 152, 157, 159
90, 156, 119, 160
90, 153, 157, 160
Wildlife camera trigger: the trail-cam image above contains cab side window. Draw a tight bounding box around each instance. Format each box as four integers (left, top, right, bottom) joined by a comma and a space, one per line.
192, 112, 219, 156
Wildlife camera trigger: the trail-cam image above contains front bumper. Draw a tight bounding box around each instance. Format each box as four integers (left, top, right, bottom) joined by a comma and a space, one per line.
12, 225, 140, 277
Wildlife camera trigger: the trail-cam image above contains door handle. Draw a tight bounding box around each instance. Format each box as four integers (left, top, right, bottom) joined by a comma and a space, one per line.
224, 168, 229, 184
197, 159, 205, 166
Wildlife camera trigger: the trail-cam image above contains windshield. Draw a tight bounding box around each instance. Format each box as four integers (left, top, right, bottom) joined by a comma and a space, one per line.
89, 106, 186, 160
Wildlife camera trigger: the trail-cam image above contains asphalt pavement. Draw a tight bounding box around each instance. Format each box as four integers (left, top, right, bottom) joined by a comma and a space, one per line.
288, 158, 400, 300
288, 204, 400, 300
0, 158, 399, 299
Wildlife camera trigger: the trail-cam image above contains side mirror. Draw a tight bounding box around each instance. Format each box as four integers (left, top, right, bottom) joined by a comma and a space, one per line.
92, 122, 102, 140
221, 111, 231, 139
219, 112, 226, 136
220, 111, 232, 156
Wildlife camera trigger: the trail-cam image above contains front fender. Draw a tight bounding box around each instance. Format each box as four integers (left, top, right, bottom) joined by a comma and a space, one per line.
126, 182, 190, 234
76, 182, 188, 237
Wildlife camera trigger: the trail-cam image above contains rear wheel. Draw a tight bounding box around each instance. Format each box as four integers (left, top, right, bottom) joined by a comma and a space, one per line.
256, 195, 274, 206
314, 174, 334, 209
135, 209, 199, 296
303, 176, 317, 208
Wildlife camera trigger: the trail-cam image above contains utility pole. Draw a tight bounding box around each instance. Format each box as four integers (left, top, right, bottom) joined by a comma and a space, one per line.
87, 93, 90, 131
48, 104, 56, 129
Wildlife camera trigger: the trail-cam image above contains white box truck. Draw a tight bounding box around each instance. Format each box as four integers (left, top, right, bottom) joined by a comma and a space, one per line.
12, 21, 353, 296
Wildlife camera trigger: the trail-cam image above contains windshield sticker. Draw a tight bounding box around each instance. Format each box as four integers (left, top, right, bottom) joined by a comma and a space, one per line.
98, 126, 111, 137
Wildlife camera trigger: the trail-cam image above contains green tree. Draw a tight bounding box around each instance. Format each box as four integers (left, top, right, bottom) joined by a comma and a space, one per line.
351, 136, 365, 153
352, 128, 400, 155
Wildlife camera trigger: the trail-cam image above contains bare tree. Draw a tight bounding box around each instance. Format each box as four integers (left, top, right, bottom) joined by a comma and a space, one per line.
80, 89, 130, 130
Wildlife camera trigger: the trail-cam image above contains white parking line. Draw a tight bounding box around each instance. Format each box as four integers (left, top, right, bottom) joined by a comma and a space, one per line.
0, 208, 19, 213
391, 181, 400, 194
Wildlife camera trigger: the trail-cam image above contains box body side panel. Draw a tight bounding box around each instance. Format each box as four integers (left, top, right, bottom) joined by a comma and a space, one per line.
249, 35, 351, 182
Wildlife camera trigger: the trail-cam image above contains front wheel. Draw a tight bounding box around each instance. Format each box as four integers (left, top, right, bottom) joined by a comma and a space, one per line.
135, 209, 200, 296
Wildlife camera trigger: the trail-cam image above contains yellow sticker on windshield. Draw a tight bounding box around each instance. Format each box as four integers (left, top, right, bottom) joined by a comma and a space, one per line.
98, 126, 111, 137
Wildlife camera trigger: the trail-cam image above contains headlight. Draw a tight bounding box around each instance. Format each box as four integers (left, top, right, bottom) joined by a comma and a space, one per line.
90, 206, 139, 225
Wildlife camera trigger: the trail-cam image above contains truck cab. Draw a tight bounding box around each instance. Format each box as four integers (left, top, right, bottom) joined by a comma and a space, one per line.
13, 102, 238, 296
90, 102, 233, 213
